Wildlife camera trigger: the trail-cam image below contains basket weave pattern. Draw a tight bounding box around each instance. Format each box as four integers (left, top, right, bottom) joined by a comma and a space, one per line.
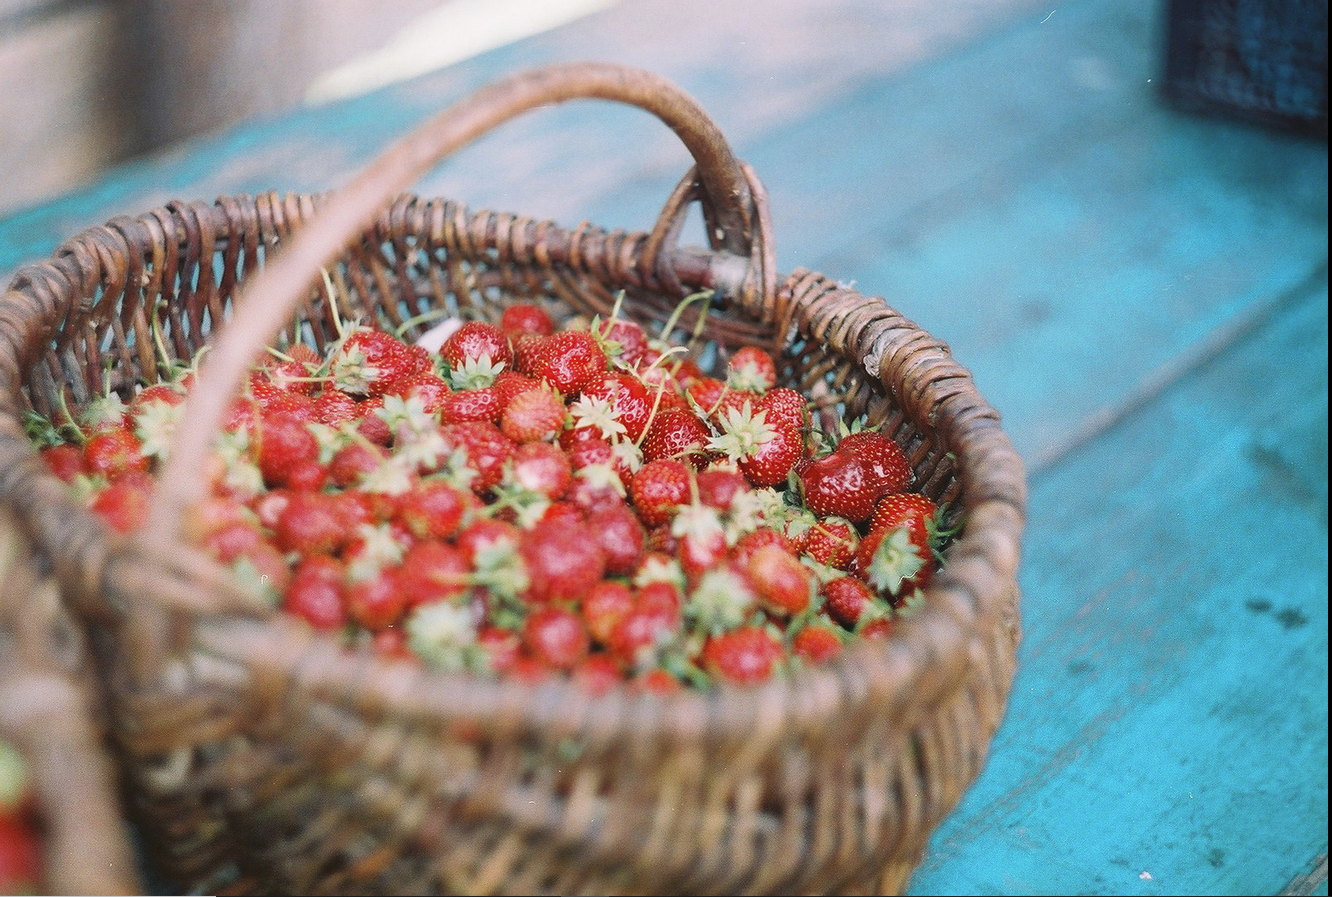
0, 65, 1024, 895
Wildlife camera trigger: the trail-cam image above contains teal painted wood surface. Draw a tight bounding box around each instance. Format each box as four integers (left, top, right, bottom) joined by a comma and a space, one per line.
0, 0, 1325, 893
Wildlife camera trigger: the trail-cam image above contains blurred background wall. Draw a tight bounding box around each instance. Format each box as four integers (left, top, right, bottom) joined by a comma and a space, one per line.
0, 0, 609, 217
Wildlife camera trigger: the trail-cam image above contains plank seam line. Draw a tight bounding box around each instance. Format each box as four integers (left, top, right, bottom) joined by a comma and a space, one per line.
1024, 257, 1330, 482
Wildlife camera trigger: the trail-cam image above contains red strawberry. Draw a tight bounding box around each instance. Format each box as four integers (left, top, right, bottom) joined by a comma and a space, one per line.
839, 430, 912, 495
695, 466, 750, 511
312, 389, 360, 427
329, 326, 415, 397
579, 372, 652, 442
523, 606, 590, 671
629, 459, 692, 528
345, 568, 408, 631
354, 396, 392, 445
726, 346, 777, 393
583, 503, 646, 576
581, 580, 635, 645
526, 330, 608, 395
519, 524, 607, 605
757, 387, 809, 431
507, 441, 572, 500
571, 653, 621, 695
89, 472, 153, 533
255, 413, 320, 488
500, 302, 555, 339
746, 543, 814, 617
801, 517, 859, 569
328, 441, 389, 488
598, 317, 651, 368
857, 493, 939, 598
671, 503, 728, 580
641, 407, 712, 468
273, 490, 351, 556
792, 623, 843, 664
821, 575, 886, 631
437, 387, 502, 424
499, 387, 567, 443
685, 376, 727, 417
389, 372, 452, 413
439, 421, 514, 494
397, 541, 470, 607
394, 479, 470, 540
441, 321, 512, 371
40, 444, 83, 482
82, 426, 149, 480
0, 812, 41, 896
730, 528, 797, 567
284, 555, 348, 631
798, 449, 878, 522
701, 626, 782, 685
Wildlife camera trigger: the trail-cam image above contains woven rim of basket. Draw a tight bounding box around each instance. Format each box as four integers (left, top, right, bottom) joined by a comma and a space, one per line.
0, 190, 1026, 753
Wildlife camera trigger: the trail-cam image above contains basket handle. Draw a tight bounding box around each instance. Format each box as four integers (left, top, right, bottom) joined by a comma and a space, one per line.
143, 62, 771, 547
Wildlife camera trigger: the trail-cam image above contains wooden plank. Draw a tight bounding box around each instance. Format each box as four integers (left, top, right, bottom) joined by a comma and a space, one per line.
907, 279, 1329, 895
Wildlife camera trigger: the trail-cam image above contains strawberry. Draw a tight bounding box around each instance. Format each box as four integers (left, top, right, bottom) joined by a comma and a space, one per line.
394, 479, 470, 540
499, 386, 567, 443
857, 493, 939, 598
312, 389, 360, 427
791, 623, 843, 664
328, 326, 415, 397
327, 441, 389, 488
701, 626, 782, 685
89, 472, 152, 533
437, 387, 502, 424
345, 567, 408, 631
0, 812, 41, 896
571, 653, 621, 695
254, 413, 320, 488
746, 543, 814, 618
523, 606, 590, 671
821, 575, 887, 631
695, 466, 750, 511
798, 448, 879, 522
526, 330, 607, 394
519, 524, 607, 605
40, 443, 83, 482
439, 421, 514, 494
499, 302, 555, 339
581, 580, 635, 645
598, 317, 651, 368
272, 490, 348, 556
507, 441, 572, 501
801, 517, 859, 569
671, 503, 728, 580
583, 503, 646, 576
726, 346, 777, 393
284, 555, 348, 631
641, 407, 712, 468
579, 372, 652, 442
629, 459, 691, 528
839, 430, 912, 494
354, 397, 393, 445
440, 321, 512, 372
730, 528, 797, 567
736, 420, 803, 488
389, 372, 452, 413
82, 426, 149, 480
397, 541, 470, 607
684, 376, 727, 417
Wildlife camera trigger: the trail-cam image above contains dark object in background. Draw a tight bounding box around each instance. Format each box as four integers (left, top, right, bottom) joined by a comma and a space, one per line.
1162, 0, 1329, 138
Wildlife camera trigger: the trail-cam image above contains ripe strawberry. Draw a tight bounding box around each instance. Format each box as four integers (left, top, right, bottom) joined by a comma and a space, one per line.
389, 372, 452, 413
82, 426, 149, 480
821, 575, 886, 631
757, 386, 807, 429
583, 503, 646, 576
499, 387, 566, 443
394, 479, 469, 540
397, 541, 470, 607
500, 302, 555, 339
523, 606, 590, 671
671, 503, 728, 580
89, 472, 152, 533
641, 407, 712, 468
345, 567, 408, 631
857, 493, 939, 598
437, 387, 502, 424
839, 430, 912, 494
492, 371, 542, 410
0, 812, 41, 896
791, 623, 843, 664
580, 372, 652, 442
581, 580, 635, 644
327, 441, 389, 488
798, 448, 879, 522
726, 346, 777, 393
40, 443, 83, 482
441, 321, 512, 371
254, 413, 320, 488
284, 555, 348, 631
312, 389, 360, 427
684, 376, 727, 416
439, 421, 515, 494
629, 459, 691, 528
571, 652, 621, 695
519, 524, 607, 605
746, 543, 814, 617
354, 397, 393, 445
695, 466, 750, 511
598, 317, 651, 368
701, 626, 782, 685
273, 490, 350, 556
607, 603, 675, 670
526, 330, 608, 394
730, 528, 797, 567
801, 517, 859, 569
328, 326, 415, 397
507, 440, 572, 500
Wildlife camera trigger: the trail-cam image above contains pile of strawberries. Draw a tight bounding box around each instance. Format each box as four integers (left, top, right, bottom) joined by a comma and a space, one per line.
28, 295, 954, 692
0, 741, 40, 895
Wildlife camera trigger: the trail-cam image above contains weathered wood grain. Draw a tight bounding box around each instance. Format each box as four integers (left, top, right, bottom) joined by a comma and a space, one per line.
908, 275, 1328, 896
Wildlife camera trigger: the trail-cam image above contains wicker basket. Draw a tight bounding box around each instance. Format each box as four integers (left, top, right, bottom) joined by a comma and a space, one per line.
0, 509, 141, 895
0, 64, 1025, 895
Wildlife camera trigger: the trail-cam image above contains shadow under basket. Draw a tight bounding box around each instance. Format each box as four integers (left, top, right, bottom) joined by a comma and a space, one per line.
0, 64, 1025, 895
